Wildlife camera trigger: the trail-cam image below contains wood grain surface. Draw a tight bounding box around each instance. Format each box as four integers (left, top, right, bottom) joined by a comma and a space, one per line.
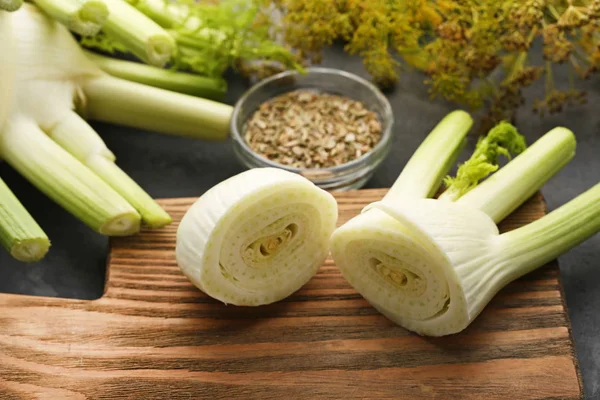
0, 189, 583, 399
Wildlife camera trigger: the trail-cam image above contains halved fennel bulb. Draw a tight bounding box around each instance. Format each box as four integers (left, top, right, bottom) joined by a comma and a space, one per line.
330, 114, 596, 336
357, 184, 600, 336
176, 168, 338, 305
330, 203, 492, 335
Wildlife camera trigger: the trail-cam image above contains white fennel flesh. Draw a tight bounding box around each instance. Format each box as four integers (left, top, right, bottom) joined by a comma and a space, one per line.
176, 168, 338, 306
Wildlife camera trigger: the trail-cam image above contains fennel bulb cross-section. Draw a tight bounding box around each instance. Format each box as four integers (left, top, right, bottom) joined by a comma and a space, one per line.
176, 168, 338, 306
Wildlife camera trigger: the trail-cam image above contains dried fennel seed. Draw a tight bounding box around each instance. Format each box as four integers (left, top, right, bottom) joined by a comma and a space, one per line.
244, 89, 382, 169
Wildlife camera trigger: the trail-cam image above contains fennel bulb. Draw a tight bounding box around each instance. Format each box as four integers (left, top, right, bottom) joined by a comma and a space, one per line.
0, 4, 234, 247
1, 4, 163, 235
331, 112, 596, 336
176, 168, 338, 306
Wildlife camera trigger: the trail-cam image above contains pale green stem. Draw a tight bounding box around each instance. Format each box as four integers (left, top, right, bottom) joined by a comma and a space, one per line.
100, 0, 175, 67
81, 75, 232, 140
170, 29, 226, 51
47, 111, 115, 162
382, 110, 473, 202
83, 51, 227, 100
0, 0, 23, 11
0, 177, 50, 262
456, 127, 576, 223
32, 0, 108, 37
496, 183, 600, 282
47, 111, 172, 228
127, 0, 181, 29
87, 156, 172, 228
0, 117, 141, 236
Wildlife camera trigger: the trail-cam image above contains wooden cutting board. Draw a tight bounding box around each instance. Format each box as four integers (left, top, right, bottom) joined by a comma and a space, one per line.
0, 189, 583, 399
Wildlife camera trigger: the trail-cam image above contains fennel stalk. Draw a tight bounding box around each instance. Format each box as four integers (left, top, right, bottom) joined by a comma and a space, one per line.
32, 0, 108, 36
84, 51, 227, 100
0, 177, 50, 262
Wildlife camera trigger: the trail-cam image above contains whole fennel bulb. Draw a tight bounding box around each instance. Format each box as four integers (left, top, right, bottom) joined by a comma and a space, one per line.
0, 4, 233, 261
0, 4, 164, 236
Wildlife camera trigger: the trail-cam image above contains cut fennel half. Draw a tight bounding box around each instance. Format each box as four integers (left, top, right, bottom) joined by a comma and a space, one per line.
365, 182, 599, 336
330, 114, 592, 336
176, 168, 338, 306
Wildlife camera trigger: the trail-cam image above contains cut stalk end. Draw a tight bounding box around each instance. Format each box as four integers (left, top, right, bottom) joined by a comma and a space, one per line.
146, 34, 176, 67
0, 177, 51, 262
33, 0, 108, 37
46, 111, 171, 228
101, 0, 175, 67
100, 211, 141, 235
11, 237, 51, 263
0, 0, 23, 11
72, 0, 109, 36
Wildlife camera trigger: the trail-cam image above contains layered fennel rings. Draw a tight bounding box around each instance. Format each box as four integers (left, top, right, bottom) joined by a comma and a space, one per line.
330, 207, 465, 336
176, 168, 338, 306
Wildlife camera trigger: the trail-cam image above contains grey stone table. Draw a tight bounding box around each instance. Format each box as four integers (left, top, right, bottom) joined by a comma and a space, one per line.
1, 48, 598, 398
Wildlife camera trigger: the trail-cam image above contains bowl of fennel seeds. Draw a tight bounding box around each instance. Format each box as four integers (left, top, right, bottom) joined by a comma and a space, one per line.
230, 68, 394, 191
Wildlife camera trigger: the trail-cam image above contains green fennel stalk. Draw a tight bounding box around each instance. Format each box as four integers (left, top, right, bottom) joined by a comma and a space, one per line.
383, 110, 473, 202
0, 9, 48, 262
80, 0, 303, 79
0, 8, 49, 262
1, 116, 141, 236
47, 111, 171, 228
84, 51, 227, 100
497, 183, 600, 276
98, 0, 176, 67
455, 127, 576, 222
0, 177, 50, 262
81, 75, 232, 140
32, 0, 108, 36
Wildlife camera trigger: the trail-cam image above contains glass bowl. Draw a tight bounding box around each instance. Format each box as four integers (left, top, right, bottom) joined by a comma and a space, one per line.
230, 67, 394, 191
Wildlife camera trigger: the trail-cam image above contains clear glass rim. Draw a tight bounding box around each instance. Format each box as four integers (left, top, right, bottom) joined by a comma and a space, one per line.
230, 67, 394, 175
